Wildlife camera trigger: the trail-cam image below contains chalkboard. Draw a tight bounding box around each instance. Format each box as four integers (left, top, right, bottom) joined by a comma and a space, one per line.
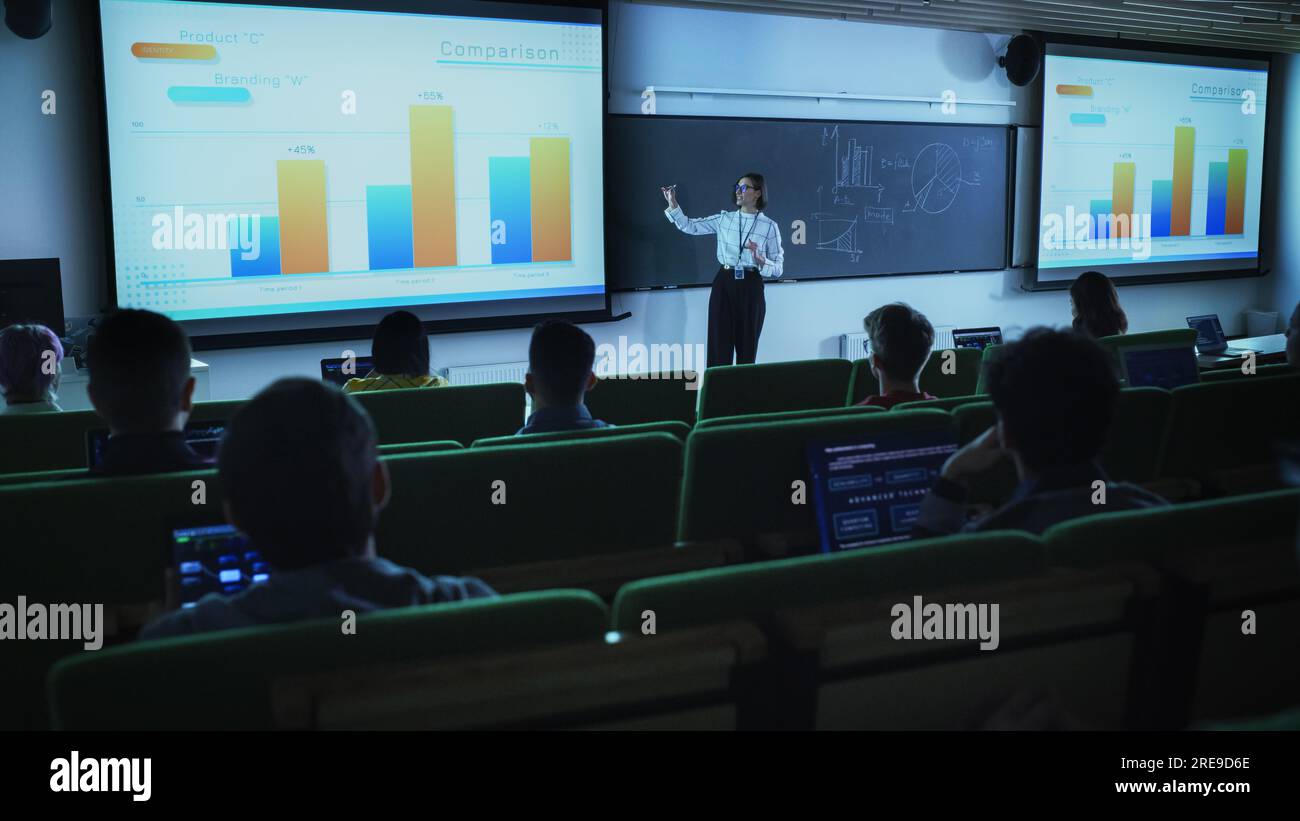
606, 115, 1010, 290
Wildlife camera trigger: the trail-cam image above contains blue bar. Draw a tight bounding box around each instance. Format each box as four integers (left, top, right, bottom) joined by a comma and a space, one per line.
488, 156, 532, 264
167, 86, 252, 104
1151, 181, 1172, 238
1089, 199, 1111, 241
365, 185, 414, 270
1069, 113, 1107, 126
229, 216, 280, 278
1205, 161, 1228, 235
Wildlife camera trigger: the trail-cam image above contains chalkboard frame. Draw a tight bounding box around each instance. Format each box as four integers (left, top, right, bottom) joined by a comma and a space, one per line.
606, 112, 1015, 292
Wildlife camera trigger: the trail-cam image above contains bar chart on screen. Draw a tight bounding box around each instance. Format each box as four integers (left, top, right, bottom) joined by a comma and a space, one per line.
1037, 52, 1266, 271
99, 0, 603, 321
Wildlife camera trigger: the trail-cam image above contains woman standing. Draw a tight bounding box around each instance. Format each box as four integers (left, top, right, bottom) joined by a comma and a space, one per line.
662, 173, 784, 367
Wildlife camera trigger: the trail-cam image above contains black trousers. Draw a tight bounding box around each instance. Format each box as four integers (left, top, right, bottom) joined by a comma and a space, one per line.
707, 266, 766, 367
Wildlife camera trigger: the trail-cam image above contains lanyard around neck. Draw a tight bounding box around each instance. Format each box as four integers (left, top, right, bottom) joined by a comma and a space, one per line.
736, 211, 758, 267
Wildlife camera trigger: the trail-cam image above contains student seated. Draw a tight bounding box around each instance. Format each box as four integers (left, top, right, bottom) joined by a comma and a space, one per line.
854, 303, 936, 409
86, 309, 211, 476
517, 319, 610, 435
139, 378, 496, 640
343, 310, 448, 392
0, 323, 63, 414
914, 328, 1167, 536
1287, 301, 1299, 368
1070, 270, 1127, 338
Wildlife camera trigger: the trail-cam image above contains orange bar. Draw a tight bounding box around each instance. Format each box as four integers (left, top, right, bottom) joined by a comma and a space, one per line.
1111, 162, 1135, 239
1171, 126, 1194, 236
1225, 148, 1247, 234
131, 42, 217, 60
530, 137, 571, 263
276, 160, 330, 275
1055, 84, 1093, 96
409, 105, 457, 267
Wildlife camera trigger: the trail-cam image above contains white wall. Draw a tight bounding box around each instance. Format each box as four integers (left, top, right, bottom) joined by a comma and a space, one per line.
0, 0, 107, 318
2, 0, 1289, 401
1266, 52, 1300, 329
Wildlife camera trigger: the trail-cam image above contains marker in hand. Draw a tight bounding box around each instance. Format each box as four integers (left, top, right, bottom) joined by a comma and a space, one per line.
661, 184, 678, 209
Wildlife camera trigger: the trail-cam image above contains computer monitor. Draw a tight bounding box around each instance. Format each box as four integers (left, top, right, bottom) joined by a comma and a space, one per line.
1120, 345, 1200, 390
0, 258, 64, 336
806, 427, 958, 553
170, 524, 270, 609
1186, 314, 1228, 355
951, 327, 1003, 351
320, 356, 375, 387
86, 421, 225, 468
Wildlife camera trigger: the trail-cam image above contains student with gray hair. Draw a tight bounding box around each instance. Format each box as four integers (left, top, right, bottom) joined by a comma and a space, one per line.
0, 323, 64, 414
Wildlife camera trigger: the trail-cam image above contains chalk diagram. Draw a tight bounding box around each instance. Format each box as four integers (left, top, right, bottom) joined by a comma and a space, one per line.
811, 133, 978, 260
821, 126, 884, 206
813, 185, 861, 259
903, 142, 981, 215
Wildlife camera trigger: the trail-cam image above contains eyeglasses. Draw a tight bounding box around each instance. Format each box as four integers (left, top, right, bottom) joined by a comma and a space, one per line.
735, 184, 759, 193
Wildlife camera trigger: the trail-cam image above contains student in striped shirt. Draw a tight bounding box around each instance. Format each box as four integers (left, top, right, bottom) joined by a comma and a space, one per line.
662, 172, 784, 367
343, 310, 449, 393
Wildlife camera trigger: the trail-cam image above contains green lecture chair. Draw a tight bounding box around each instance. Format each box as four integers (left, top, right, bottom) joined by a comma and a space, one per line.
350, 382, 525, 445
0, 398, 242, 475
584, 372, 699, 426
472, 420, 690, 447
378, 432, 683, 574
697, 359, 852, 421
48, 591, 609, 730
974, 343, 1008, 394
1044, 488, 1300, 726
892, 394, 984, 413
678, 408, 952, 545
1156, 373, 1300, 489
693, 405, 880, 431
1095, 329, 1199, 387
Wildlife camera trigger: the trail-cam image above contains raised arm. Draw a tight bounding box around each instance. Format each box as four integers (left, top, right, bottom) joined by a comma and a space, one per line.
662, 186, 721, 235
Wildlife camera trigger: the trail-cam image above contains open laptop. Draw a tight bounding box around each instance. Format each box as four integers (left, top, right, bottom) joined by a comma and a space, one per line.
1119, 344, 1200, 390
170, 523, 270, 610
85, 421, 226, 468
1186, 314, 1250, 358
320, 356, 375, 386
951, 327, 1003, 351
806, 427, 958, 553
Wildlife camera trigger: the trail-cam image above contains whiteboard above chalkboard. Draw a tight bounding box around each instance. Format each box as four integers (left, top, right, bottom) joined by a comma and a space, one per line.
606, 114, 1011, 290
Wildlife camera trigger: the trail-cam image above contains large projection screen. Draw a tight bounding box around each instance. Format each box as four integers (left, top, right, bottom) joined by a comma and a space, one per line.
96, 0, 607, 346
1034, 41, 1269, 287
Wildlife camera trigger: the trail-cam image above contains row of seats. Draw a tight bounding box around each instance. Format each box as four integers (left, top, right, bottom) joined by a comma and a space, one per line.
7, 374, 1297, 616
0, 382, 528, 474
5, 349, 1292, 477
43, 487, 1300, 730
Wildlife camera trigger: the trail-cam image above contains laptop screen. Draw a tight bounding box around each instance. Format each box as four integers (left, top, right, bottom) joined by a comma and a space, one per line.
951, 327, 1003, 351
1121, 346, 1201, 390
320, 357, 375, 386
171, 524, 270, 609
86, 422, 226, 468
1186, 314, 1227, 353
807, 427, 958, 553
